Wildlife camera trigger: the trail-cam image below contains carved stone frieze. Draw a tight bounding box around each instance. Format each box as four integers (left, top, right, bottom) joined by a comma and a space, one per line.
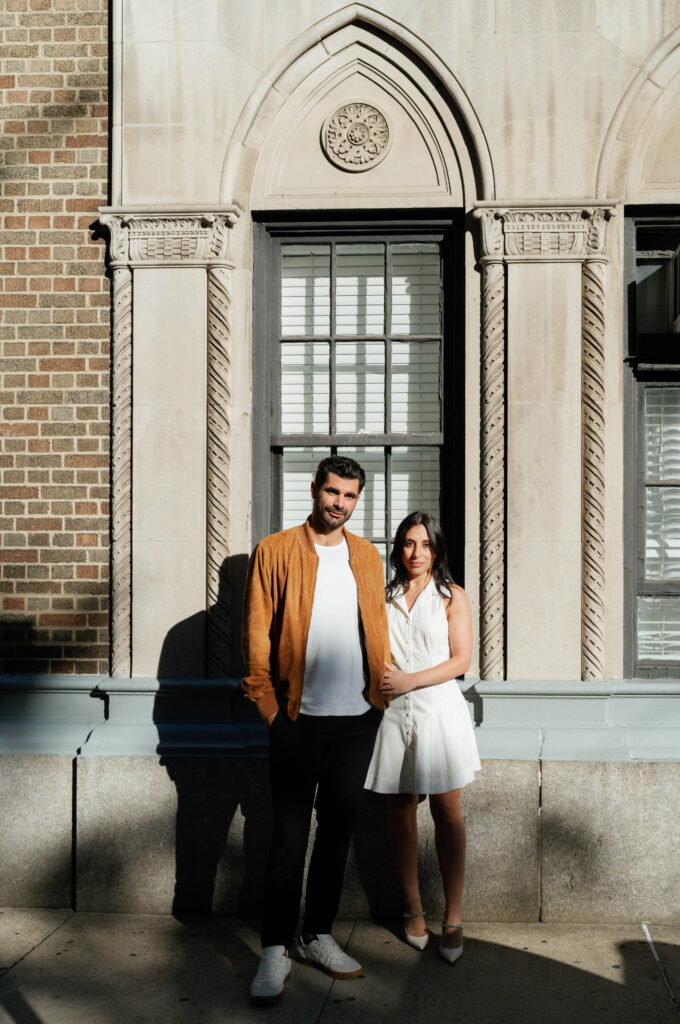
322, 102, 391, 172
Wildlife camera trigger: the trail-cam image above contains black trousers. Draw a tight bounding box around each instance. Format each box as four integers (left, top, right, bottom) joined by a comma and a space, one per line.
260, 707, 382, 949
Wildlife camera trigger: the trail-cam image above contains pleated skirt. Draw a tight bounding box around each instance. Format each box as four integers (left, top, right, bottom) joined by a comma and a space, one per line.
365, 680, 481, 794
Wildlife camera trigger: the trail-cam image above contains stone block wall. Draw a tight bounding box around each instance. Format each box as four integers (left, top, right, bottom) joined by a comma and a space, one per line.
0, 0, 110, 674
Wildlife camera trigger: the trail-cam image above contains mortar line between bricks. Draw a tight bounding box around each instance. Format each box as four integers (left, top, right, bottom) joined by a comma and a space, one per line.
642, 923, 680, 1019
0, 911, 75, 980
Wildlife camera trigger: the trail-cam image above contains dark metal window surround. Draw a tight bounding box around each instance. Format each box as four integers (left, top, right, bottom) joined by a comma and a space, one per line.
252, 213, 464, 580
625, 210, 680, 676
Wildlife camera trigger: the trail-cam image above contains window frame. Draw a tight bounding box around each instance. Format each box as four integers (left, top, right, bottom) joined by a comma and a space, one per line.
251, 210, 465, 583
625, 208, 680, 677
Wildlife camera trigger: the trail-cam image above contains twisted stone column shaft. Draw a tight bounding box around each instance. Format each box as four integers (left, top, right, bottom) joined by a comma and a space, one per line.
581, 258, 606, 679
110, 265, 132, 677
206, 264, 232, 677
480, 258, 506, 680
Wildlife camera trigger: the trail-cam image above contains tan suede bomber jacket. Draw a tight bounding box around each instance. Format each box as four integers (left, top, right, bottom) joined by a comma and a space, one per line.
241, 519, 391, 721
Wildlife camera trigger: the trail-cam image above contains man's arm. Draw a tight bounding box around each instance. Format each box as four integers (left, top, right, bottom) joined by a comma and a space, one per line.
241, 543, 279, 722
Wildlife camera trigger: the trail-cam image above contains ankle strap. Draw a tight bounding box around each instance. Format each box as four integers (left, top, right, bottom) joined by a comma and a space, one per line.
403, 911, 426, 919
441, 922, 464, 929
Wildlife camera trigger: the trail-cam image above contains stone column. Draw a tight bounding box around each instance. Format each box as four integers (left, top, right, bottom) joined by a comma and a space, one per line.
99, 209, 239, 678
100, 215, 132, 677
474, 209, 506, 680
581, 209, 611, 680
473, 203, 614, 682
206, 222, 233, 677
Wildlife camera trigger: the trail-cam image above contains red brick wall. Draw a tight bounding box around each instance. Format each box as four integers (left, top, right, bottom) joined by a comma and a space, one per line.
0, 0, 110, 674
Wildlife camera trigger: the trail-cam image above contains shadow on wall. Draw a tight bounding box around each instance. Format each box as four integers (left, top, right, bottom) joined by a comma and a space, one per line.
154, 554, 271, 917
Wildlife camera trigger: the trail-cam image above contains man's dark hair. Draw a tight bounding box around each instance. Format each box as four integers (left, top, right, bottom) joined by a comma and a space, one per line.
314, 455, 366, 493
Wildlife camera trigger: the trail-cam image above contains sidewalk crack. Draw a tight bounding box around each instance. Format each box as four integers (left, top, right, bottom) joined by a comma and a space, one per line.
0, 911, 75, 980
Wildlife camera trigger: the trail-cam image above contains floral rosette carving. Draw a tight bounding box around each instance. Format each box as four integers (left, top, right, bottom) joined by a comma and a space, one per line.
322, 102, 391, 172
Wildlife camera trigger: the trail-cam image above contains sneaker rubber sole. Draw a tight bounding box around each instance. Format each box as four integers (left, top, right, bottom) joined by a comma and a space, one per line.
295, 953, 363, 980
249, 971, 290, 1006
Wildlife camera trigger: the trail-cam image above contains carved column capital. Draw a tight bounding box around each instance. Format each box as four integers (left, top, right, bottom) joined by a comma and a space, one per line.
473, 207, 504, 261
474, 204, 616, 262
98, 208, 240, 266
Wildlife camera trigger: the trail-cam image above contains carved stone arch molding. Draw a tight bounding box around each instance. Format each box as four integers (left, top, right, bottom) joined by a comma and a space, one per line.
474, 203, 616, 681
597, 27, 680, 201
219, 3, 495, 208
99, 207, 240, 678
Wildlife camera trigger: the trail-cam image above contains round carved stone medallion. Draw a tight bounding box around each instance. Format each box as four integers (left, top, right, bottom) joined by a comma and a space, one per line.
321, 102, 391, 172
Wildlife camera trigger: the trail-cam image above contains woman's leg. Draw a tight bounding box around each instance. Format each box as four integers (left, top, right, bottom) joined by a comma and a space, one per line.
387, 793, 426, 937
429, 789, 466, 949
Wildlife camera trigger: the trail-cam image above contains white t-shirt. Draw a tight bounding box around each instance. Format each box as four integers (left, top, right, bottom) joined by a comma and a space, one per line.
300, 539, 369, 716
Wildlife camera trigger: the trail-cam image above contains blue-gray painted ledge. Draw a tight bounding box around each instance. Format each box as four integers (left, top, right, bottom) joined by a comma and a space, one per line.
2, 675, 680, 760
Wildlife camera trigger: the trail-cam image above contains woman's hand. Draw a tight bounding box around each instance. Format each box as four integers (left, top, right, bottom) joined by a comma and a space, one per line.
381, 661, 414, 696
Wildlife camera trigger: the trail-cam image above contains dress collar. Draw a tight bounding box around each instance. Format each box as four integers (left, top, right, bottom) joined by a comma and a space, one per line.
391, 576, 435, 617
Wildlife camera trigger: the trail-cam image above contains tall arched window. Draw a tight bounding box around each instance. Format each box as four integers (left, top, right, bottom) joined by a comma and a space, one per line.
252, 213, 464, 579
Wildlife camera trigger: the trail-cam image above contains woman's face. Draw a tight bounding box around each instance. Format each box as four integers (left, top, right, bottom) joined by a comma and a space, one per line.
401, 524, 434, 582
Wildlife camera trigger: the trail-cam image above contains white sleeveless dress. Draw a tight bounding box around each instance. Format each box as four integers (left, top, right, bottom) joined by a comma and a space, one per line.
364, 579, 481, 794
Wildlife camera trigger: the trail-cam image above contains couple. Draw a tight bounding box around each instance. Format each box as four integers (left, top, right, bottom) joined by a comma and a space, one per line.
242, 456, 481, 1005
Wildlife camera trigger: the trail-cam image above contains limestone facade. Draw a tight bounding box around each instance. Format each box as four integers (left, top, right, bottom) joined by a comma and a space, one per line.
3, 0, 680, 919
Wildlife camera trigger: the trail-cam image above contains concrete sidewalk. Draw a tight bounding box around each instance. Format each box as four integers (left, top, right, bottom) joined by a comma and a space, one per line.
1, 911, 679, 1024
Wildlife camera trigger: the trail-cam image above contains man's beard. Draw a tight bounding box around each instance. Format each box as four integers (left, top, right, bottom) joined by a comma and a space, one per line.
317, 504, 350, 530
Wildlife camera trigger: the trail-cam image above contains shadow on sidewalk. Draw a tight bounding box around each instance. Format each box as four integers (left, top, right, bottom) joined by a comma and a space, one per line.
0, 915, 678, 1024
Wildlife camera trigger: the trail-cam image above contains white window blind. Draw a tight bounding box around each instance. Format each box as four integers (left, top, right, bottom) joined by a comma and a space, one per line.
638, 597, 680, 661
275, 238, 445, 558
281, 246, 330, 337
639, 387, 680, 660
392, 243, 440, 334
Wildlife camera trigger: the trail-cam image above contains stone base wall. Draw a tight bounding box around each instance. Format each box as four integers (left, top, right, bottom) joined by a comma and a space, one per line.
0, 0, 110, 674
3, 754, 680, 923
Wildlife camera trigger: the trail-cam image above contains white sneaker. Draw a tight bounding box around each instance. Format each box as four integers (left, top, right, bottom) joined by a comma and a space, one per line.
294, 933, 363, 979
250, 945, 291, 1005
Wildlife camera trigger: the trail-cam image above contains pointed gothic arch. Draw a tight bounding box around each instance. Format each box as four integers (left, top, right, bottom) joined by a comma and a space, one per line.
219, 4, 494, 208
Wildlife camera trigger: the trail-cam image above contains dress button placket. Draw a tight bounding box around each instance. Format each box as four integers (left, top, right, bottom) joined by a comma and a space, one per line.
403, 619, 413, 746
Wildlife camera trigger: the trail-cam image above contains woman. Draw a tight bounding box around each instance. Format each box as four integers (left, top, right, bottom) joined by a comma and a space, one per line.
364, 511, 480, 963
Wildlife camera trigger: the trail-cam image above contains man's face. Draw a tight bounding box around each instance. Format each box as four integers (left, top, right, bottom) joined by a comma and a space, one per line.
310, 472, 361, 532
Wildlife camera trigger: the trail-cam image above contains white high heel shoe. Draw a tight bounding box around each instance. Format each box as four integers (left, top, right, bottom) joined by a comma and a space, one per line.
403, 911, 429, 951
439, 922, 463, 964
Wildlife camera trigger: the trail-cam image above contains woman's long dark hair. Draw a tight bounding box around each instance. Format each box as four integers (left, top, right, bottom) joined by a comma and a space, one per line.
386, 511, 454, 601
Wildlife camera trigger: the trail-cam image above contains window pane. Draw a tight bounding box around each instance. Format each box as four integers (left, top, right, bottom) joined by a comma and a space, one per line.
391, 340, 440, 432
336, 447, 385, 539
336, 244, 384, 335
392, 243, 440, 334
281, 343, 329, 432
646, 487, 680, 579
638, 596, 680, 661
281, 245, 330, 337
636, 261, 669, 333
281, 448, 329, 530
390, 446, 440, 536
374, 542, 388, 580
646, 388, 680, 480
337, 342, 385, 433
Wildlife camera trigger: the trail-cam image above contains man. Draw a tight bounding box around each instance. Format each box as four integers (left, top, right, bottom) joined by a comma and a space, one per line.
242, 455, 390, 1005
